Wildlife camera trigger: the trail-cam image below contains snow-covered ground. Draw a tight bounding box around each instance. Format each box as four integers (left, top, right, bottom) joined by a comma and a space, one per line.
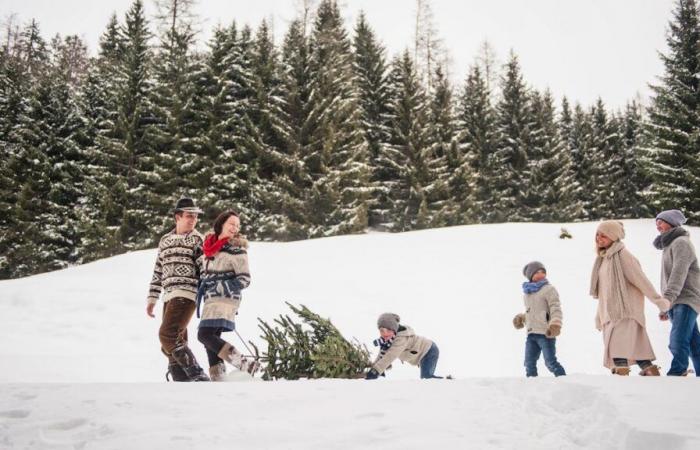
1, 220, 699, 449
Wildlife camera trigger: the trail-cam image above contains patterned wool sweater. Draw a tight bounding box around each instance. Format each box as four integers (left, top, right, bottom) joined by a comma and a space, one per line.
147, 229, 204, 305
198, 239, 251, 301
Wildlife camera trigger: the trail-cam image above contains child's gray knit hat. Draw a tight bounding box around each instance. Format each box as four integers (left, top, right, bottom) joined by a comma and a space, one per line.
377, 313, 400, 332
523, 261, 546, 281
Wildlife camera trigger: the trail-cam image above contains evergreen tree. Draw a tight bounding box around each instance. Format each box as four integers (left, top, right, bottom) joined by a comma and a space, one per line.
491, 52, 533, 222
590, 98, 623, 218
6, 25, 86, 275
111, 0, 161, 249
195, 23, 240, 221
258, 302, 371, 380
18, 19, 49, 79
566, 103, 597, 220
554, 97, 584, 221
621, 100, 651, 218
352, 12, 391, 228
214, 24, 259, 225
427, 65, 459, 226
78, 13, 127, 262
304, 0, 369, 237
454, 65, 496, 224
643, 0, 700, 220
236, 21, 291, 236
0, 42, 27, 276
271, 18, 314, 239
526, 89, 568, 221
379, 51, 433, 231
151, 0, 204, 228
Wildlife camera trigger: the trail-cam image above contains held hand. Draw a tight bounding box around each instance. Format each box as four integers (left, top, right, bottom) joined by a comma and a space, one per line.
659, 311, 669, 321
146, 303, 156, 318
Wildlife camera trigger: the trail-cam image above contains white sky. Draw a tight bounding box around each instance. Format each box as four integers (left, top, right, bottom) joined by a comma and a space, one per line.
2, 0, 675, 109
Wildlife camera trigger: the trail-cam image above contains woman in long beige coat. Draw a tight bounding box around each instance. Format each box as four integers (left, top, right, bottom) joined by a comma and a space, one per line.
590, 220, 670, 375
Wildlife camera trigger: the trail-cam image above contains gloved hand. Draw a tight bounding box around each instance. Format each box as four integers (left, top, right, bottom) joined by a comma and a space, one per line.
512, 313, 526, 329
546, 324, 561, 338
365, 369, 380, 380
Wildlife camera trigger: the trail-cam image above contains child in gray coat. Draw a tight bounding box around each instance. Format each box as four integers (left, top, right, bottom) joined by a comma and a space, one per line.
513, 261, 566, 377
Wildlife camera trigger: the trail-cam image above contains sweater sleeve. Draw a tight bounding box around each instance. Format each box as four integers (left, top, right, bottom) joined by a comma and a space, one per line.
147, 249, 163, 305
664, 240, 695, 303
620, 249, 663, 306
235, 251, 251, 290
372, 337, 409, 374
545, 286, 563, 327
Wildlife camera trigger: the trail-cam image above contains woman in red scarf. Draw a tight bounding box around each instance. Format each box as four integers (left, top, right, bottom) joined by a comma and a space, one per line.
196, 211, 256, 380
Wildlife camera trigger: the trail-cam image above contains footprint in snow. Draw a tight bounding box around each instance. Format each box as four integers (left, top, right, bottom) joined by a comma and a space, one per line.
46, 418, 89, 430
0, 409, 31, 419
355, 412, 385, 419
13, 392, 37, 400
625, 429, 689, 450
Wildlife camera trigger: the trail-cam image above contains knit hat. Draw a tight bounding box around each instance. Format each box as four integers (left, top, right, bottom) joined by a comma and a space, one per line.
377, 313, 400, 332
656, 209, 687, 228
596, 220, 625, 242
523, 261, 546, 282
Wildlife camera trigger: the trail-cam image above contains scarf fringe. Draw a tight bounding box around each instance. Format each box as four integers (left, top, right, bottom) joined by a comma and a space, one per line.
590, 241, 631, 321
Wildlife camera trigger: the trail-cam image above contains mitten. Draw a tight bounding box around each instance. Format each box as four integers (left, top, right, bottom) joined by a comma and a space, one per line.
365, 369, 379, 380
546, 324, 561, 338
512, 313, 526, 329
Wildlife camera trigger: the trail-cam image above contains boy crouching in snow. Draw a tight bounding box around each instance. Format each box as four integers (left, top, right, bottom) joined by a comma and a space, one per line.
513, 261, 567, 377
365, 313, 443, 380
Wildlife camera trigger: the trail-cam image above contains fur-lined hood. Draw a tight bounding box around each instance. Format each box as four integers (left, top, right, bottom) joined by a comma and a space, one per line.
230, 235, 249, 249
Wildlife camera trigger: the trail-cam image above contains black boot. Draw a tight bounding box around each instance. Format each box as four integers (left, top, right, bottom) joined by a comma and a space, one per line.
171, 345, 210, 382
166, 363, 191, 382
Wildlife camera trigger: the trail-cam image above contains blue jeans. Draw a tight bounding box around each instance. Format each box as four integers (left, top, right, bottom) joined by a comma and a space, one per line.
667, 304, 700, 376
420, 343, 443, 379
525, 333, 566, 377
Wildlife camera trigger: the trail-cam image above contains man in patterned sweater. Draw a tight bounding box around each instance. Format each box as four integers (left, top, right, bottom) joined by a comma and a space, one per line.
146, 197, 209, 381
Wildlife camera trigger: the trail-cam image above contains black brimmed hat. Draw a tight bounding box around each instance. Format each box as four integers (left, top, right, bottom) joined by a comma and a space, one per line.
171, 197, 203, 215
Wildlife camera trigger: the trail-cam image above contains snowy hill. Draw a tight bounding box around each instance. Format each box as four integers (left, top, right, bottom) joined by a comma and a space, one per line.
1, 220, 699, 449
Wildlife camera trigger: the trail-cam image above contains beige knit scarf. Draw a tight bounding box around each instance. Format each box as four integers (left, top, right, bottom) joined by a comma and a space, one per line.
589, 241, 631, 322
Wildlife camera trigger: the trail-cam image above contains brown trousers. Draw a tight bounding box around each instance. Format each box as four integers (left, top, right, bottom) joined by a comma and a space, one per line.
159, 297, 196, 362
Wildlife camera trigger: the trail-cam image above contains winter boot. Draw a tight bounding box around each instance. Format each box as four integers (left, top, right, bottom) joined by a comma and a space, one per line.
611, 366, 630, 376
240, 358, 261, 376
209, 362, 227, 381
218, 343, 259, 375
218, 342, 244, 369
166, 362, 191, 382
639, 365, 661, 376
171, 344, 210, 382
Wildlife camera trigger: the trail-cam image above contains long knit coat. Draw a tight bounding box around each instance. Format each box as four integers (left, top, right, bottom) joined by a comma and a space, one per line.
197, 239, 251, 331
592, 247, 669, 368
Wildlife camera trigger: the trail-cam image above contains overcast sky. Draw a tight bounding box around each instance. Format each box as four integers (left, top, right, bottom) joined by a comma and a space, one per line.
2, 0, 676, 109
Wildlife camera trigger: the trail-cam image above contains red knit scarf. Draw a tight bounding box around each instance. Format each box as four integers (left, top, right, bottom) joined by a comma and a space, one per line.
203, 233, 228, 258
